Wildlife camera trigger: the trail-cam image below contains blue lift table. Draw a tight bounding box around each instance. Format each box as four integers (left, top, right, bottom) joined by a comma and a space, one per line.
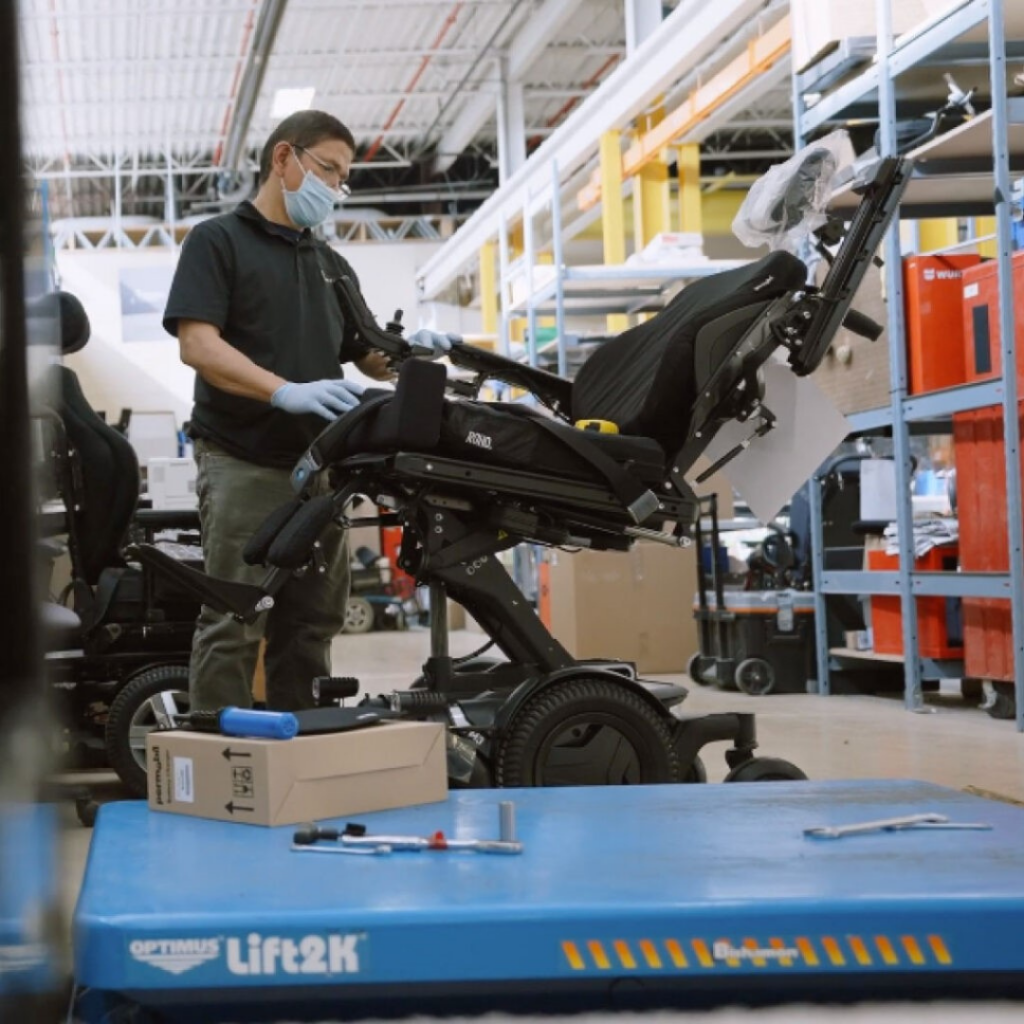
74, 779, 1024, 1021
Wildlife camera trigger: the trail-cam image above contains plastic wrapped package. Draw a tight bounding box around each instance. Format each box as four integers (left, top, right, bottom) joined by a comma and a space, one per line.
732, 130, 855, 253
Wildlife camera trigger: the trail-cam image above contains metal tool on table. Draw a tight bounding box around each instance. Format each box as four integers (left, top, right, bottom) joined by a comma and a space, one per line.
804, 812, 992, 840
291, 800, 522, 855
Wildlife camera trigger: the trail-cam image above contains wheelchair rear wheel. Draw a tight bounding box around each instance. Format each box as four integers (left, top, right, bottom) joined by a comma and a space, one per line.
495, 677, 681, 787
105, 665, 190, 797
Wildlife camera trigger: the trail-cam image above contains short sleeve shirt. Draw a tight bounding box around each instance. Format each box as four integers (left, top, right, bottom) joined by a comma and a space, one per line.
163, 201, 370, 467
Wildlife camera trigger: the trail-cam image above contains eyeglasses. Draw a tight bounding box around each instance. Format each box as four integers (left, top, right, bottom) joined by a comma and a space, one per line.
294, 145, 352, 198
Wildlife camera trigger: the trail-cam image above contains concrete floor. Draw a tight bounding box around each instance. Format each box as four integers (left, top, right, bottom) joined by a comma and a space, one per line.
53, 627, 1024, 1022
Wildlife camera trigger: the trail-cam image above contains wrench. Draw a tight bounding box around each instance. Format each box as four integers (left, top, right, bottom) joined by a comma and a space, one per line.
804, 813, 992, 840
340, 833, 523, 854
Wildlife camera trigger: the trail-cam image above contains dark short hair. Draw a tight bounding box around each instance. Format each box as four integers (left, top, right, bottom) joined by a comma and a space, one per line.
258, 110, 356, 184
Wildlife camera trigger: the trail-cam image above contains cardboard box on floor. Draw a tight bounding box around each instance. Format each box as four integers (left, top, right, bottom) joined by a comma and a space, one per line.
539, 471, 734, 674
147, 720, 447, 827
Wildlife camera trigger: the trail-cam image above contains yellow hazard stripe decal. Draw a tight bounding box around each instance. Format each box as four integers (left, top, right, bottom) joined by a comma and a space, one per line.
561, 935, 952, 970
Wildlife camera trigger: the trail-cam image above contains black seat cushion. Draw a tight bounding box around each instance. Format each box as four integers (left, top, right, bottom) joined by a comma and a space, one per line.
571, 251, 808, 454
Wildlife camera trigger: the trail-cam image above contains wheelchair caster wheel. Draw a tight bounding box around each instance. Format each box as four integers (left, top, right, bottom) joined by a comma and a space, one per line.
724, 756, 807, 783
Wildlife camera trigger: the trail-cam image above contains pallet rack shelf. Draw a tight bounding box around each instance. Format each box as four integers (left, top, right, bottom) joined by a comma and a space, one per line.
796, 0, 1024, 728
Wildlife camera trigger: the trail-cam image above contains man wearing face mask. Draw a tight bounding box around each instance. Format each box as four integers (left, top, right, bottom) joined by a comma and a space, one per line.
163, 110, 455, 713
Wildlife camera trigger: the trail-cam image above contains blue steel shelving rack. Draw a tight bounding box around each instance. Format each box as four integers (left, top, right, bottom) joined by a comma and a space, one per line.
794, 0, 1024, 730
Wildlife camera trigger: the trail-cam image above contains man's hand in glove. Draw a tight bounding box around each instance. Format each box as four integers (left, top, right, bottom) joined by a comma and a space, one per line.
270, 378, 366, 420
405, 328, 462, 360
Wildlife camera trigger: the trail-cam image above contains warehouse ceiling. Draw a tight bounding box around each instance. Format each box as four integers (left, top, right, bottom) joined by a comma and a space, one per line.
17, 0, 792, 224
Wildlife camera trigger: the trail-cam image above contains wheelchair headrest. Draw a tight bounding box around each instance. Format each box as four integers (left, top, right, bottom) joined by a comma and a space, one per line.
26, 290, 91, 355
732, 129, 854, 254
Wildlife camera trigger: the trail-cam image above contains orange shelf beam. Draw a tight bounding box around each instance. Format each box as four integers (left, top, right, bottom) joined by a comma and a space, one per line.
577, 15, 791, 212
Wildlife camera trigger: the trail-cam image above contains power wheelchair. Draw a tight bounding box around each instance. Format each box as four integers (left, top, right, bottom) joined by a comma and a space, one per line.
137, 155, 910, 789
34, 292, 200, 797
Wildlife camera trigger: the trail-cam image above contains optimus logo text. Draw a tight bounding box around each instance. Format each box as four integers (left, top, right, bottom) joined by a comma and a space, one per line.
129, 933, 364, 977
130, 938, 220, 975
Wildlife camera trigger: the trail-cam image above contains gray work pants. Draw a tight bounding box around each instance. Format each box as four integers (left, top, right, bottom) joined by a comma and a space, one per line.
188, 438, 350, 712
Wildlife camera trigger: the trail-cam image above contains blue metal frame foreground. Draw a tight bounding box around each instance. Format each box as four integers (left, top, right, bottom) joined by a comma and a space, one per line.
74, 781, 1024, 1021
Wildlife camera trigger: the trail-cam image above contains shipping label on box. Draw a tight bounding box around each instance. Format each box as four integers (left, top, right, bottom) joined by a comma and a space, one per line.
148, 721, 447, 826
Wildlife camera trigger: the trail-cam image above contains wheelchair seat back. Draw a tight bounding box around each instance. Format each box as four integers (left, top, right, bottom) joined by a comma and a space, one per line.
56, 363, 141, 585
571, 251, 807, 454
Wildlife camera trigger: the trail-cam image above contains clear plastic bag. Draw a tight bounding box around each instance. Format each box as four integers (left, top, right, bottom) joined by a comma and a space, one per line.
732, 130, 855, 253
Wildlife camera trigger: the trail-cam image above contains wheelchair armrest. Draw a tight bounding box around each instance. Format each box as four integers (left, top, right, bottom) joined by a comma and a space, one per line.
446, 345, 573, 418
134, 508, 200, 531
331, 274, 573, 416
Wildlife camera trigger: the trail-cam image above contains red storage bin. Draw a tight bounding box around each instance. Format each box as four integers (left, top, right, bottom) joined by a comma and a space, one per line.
961, 253, 1024, 388
903, 254, 980, 395
954, 408, 1020, 681
867, 545, 961, 658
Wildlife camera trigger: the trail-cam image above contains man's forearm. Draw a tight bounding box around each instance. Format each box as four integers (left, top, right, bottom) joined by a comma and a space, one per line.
178, 321, 286, 401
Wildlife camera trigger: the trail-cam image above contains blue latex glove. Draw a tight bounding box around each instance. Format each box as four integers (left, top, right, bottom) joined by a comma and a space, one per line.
405, 328, 462, 360
270, 378, 365, 420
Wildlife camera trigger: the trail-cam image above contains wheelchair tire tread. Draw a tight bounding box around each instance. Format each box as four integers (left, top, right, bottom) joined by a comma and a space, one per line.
105, 664, 190, 798
495, 676, 681, 787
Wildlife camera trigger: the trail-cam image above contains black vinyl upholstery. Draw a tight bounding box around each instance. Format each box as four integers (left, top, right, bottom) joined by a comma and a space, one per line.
571, 251, 808, 453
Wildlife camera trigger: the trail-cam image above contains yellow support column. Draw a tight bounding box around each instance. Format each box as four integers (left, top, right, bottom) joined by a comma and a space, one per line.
918, 218, 959, 252
677, 143, 702, 235
634, 110, 670, 252
478, 241, 498, 338
600, 130, 629, 333
508, 223, 525, 343
975, 216, 998, 259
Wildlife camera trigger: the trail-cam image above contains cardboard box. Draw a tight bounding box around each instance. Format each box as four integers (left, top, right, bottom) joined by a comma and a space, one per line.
147, 457, 198, 510
147, 721, 447, 827
540, 541, 699, 674
537, 470, 733, 674
791, 0, 954, 72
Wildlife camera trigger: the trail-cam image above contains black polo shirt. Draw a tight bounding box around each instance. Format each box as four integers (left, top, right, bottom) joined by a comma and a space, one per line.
163, 201, 370, 468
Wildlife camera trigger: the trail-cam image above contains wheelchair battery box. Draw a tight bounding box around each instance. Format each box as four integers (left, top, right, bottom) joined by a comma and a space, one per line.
146, 720, 447, 826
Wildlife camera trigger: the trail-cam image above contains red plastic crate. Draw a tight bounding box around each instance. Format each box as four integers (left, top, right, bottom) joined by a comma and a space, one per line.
954, 408, 1020, 681
903, 254, 980, 395
961, 253, 1024, 389
867, 545, 961, 659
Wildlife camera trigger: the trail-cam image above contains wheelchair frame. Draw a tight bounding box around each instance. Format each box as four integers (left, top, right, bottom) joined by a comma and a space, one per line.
135, 156, 910, 787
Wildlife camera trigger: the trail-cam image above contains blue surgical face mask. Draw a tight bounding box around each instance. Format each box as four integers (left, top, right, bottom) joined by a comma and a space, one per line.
281, 149, 338, 228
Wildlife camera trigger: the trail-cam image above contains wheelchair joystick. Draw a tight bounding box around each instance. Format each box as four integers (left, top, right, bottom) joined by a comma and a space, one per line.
385, 309, 404, 334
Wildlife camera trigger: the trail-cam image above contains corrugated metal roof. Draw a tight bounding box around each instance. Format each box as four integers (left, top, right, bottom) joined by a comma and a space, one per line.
18, 0, 629, 167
